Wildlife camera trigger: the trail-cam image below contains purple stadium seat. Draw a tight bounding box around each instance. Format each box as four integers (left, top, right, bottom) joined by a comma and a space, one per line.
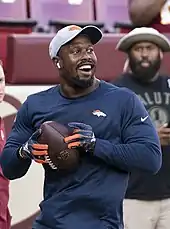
29, 0, 94, 25
0, 0, 26, 19
95, 0, 130, 28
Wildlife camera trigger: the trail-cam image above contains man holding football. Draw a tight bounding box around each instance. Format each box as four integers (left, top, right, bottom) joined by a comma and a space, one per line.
0, 25, 162, 229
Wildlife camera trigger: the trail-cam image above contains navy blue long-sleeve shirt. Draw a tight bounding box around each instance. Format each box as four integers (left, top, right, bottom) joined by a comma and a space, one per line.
0, 81, 161, 229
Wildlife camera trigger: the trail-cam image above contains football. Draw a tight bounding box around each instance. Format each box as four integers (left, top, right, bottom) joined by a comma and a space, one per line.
38, 121, 80, 171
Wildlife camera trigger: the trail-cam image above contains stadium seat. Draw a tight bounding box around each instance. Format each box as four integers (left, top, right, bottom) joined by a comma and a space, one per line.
0, 0, 27, 19
114, 22, 135, 33
29, 0, 94, 26
0, 20, 37, 71
94, 0, 130, 30
6, 33, 58, 84
48, 20, 105, 32
6, 33, 57, 84
0, 19, 37, 34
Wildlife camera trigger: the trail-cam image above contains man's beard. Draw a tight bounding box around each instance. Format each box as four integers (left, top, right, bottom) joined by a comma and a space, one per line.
128, 54, 161, 83
70, 75, 94, 88
62, 71, 95, 89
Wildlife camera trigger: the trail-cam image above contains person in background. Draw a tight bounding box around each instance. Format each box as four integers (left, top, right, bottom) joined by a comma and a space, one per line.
0, 61, 11, 229
128, 0, 170, 33
113, 27, 170, 229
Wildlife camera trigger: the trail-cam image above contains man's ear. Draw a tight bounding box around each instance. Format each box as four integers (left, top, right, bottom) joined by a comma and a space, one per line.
57, 62, 61, 69
53, 57, 61, 69
160, 50, 163, 60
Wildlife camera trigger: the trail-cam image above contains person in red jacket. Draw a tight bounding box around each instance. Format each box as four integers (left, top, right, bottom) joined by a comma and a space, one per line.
0, 62, 11, 229
128, 0, 170, 33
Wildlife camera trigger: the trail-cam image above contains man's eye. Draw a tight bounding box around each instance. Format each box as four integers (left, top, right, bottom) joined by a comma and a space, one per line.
148, 46, 154, 51
0, 78, 4, 83
72, 49, 80, 54
135, 47, 141, 51
87, 48, 93, 53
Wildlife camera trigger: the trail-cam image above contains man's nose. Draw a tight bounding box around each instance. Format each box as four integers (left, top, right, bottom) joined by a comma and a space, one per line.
141, 49, 149, 58
81, 50, 91, 59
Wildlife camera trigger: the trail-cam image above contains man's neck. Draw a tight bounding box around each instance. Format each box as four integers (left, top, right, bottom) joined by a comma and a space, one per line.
59, 78, 100, 99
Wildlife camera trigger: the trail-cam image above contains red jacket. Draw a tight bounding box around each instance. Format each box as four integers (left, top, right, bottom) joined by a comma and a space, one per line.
0, 118, 11, 229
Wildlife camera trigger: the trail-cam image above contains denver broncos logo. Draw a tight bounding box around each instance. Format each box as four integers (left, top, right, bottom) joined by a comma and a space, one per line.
92, 110, 106, 117
68, 25, 81, 31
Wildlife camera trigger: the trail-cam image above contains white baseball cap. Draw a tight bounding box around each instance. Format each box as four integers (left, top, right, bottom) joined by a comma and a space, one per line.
49, 25, 103, 59
116, 27, 170, 52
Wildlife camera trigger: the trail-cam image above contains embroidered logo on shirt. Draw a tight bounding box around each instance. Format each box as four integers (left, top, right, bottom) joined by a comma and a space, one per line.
141, 116, 148, 122
92, 110, 107, 117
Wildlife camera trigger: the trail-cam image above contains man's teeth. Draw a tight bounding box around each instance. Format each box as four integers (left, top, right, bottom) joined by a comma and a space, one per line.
79, 65, 92, 70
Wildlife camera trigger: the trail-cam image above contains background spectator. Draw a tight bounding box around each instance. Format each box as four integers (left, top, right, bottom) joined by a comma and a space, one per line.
113, 27, 170, 229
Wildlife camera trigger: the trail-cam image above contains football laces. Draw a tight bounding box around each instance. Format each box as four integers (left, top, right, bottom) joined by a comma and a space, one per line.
45, 155, 58, 170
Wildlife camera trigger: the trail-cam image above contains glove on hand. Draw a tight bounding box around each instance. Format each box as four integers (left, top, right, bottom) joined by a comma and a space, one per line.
64, 122, 96, 154
18, 129, 48, 164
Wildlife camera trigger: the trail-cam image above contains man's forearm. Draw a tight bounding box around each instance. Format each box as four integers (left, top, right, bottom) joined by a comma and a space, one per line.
94, 139, 161, 173
0, 146, 32, 180
129, 0, 167, 26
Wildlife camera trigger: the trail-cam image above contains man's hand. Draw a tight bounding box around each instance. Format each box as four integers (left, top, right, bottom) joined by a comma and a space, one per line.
18, 129, 48, 163
157, 123, 170, 146
64, 122, 96, 154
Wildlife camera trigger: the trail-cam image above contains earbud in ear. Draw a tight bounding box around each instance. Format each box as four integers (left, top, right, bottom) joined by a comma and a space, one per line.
57, 63, 61, 69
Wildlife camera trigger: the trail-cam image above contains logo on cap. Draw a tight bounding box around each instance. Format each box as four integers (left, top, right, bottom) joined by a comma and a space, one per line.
68, 25, 81, 31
